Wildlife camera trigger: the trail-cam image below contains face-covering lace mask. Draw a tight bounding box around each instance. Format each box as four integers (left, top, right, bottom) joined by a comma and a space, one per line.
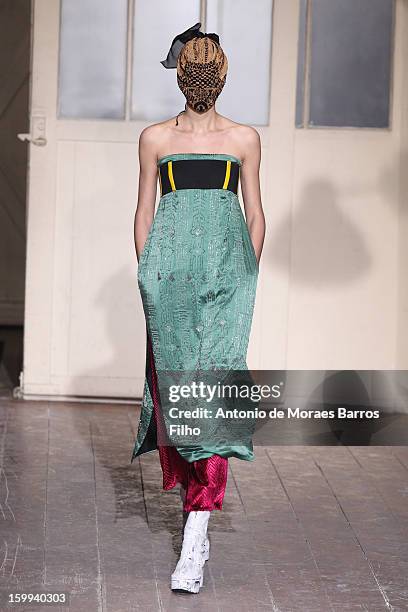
177, 56, 227, 114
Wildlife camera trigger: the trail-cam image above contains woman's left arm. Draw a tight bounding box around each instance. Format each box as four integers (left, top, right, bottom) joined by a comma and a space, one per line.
240, 127, 266, 265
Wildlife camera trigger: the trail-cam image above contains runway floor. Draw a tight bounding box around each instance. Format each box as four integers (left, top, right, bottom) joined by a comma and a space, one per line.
0, 399, 407, 611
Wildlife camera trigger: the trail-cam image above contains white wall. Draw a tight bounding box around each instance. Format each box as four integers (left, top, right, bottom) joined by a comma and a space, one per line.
22, 0, 408, 401
397, 0, 408, 368
252, 0, 405, 374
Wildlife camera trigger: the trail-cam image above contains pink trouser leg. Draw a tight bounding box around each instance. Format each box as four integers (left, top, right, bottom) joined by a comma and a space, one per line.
183, 453, 228, 511
148, 331, 228, 511
159, 445, 228, 511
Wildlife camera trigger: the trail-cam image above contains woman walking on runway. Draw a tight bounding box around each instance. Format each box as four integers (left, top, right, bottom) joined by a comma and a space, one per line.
132, 22, 265, 594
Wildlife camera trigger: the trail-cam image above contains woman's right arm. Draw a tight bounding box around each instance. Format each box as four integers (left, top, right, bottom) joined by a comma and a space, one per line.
134, 126, 159, 262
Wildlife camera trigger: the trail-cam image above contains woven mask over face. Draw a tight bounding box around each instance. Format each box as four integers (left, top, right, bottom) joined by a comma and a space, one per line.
176, 37, 228, 113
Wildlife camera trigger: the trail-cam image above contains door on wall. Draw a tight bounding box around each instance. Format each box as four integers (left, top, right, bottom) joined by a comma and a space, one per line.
23, 0, 400, 400
22, 0, 273, 399
0, 0, 30, 393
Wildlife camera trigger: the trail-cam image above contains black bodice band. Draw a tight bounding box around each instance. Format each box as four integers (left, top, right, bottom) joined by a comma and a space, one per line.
158, 159, 240, 196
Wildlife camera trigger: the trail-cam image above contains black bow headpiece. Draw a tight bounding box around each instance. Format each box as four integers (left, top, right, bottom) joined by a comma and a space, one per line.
161, 22, 220, 69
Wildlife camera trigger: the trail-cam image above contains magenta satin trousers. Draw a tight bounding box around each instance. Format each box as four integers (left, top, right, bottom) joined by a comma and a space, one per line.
158, 445, 228, 511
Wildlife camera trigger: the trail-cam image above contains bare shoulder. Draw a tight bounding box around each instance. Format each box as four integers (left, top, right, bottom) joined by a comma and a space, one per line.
139, 120, 172, 148
239, 124, 260, 144
220, 117, 261, 159
139, 117, 180, 153
239, 125, 261, 166
233, 123, 261, 151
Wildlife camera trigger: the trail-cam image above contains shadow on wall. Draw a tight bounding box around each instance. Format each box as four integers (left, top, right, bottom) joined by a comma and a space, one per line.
270, 179, 372, 286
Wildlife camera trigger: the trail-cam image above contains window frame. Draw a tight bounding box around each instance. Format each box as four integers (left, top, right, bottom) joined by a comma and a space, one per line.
295, 0, 396, 131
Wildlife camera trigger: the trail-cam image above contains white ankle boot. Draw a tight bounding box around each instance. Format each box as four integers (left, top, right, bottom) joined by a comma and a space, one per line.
171, 510, 210, 593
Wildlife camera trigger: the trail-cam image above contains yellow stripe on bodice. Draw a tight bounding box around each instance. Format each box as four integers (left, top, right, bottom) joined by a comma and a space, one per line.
222, 160, 231, 190
168, 161, 176, 191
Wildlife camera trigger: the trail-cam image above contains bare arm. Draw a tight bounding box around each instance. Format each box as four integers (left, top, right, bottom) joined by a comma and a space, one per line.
240, 127, 266, 264
134, 126, 159, 262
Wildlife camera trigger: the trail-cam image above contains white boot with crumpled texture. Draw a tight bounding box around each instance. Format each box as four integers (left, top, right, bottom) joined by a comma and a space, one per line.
171, 510, 211, 593
179, 486, 210, 562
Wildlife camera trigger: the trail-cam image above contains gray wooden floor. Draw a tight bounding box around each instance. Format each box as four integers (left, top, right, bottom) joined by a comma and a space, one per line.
0, 400, 407, 611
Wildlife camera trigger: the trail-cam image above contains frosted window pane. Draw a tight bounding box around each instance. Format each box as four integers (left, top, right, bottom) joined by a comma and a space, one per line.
59, 0, 127, 119
206, 0, 273, 126
295, 0, 308, 127
132, 1, 200, 121
309, 0, 393, 127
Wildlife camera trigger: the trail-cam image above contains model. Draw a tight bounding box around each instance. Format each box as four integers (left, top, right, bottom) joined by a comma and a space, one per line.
131, 22, 265, 594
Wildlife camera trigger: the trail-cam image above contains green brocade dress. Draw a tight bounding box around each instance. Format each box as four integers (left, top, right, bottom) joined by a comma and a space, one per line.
131, 153, 259, 464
